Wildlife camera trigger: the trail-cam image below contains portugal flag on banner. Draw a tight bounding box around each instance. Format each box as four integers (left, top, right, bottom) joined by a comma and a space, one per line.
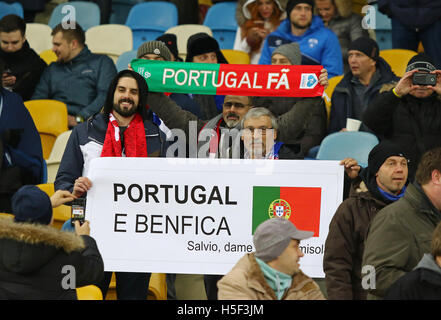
131, 59, 324, 97
252, 186, 322, 236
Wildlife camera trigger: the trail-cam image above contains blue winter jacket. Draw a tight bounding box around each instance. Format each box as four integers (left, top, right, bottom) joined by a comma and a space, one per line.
32, 46, 117, 119
258, 16, 344, 78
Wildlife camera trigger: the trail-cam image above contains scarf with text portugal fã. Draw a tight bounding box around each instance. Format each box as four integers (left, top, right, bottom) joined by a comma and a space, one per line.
130, 59, 324, 97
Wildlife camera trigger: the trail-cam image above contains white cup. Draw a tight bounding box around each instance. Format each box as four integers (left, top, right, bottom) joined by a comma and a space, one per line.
346, 118, 362, 131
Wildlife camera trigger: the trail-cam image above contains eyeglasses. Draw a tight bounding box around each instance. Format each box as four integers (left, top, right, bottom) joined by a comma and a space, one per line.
223, 102, 249, 109
243, 127, 274, 135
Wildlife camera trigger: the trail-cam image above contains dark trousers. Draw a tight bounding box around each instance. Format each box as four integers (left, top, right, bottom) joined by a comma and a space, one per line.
98, 271, 151, 300
391, 18, 441, 69
204, 274, 223, 300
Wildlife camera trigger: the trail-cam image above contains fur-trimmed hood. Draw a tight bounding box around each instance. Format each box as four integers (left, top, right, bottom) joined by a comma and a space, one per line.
314, 0, 353, 19
0, 217, 85, 274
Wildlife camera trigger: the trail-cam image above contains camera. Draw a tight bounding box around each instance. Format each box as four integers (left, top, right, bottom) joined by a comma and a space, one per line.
412, 72, 437, 86
71, 198, 86, 226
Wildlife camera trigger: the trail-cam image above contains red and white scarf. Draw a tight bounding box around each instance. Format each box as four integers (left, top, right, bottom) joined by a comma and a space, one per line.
101, 112, 147, 157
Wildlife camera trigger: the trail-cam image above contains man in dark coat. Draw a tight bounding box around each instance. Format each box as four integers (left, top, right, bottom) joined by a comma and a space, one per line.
324, 141, 409, 299
0, 14, 46, 101
328, 37, 398, 134
384, 221, 441, 300
0, 185, 104, 299
363, 53, 441, 180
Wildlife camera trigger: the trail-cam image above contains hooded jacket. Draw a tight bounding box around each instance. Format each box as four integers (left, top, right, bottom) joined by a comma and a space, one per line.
329, 57, 399, 134
384, 253, 441, 300
0, 217, 104, 299
0, 41, 47, 101
362, 183, 441, 299
258, 16, 343, 78
316, 0, 369, 72
323, 173, 391, 300
54, 71, 168, 193
362, 84, 441, 180
32, 46, 117, 119
217, 253, 325, 300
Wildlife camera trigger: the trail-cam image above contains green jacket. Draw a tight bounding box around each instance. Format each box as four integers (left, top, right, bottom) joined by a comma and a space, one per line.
362, 183, 441, 299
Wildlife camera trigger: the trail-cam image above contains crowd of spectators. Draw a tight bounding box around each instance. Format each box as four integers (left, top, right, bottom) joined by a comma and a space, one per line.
1, 0, 441, 301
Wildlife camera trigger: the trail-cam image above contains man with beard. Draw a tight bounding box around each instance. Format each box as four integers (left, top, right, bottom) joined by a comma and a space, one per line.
0, 14, 46, 101
258, 0, 343, 78
54, 70, 168, 300
32, 22, 116, 128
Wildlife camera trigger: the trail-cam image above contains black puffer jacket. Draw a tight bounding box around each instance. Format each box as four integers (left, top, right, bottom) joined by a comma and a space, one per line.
0, 217, 104, 299
363, 85, 441, 180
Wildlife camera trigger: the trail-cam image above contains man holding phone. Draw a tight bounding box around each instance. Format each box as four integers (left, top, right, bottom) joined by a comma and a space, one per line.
363, 53, 441, 180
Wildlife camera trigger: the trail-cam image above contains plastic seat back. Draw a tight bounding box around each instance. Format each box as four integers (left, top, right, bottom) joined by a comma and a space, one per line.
86, 24, 133, 63
24, 100, 68, 159
379, 49, 417, 77
26, 23, 53, 54
46, 130, 72, 183
116, 49, 137, 72
48, 1, 100, 30
316, 131, 379, 168
323, 75, 343, 122
39, 49, 57, 65
76, 285, 103, 300
0, 2, 23, 19
125, 1, 178, 49
165, 24, 212, 60
203, 2, 238, 49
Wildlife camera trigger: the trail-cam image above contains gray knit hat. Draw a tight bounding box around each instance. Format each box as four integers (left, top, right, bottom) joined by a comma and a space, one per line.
137, 40, 172, 61
272, 42, 301, 65
253, 218, 313, 262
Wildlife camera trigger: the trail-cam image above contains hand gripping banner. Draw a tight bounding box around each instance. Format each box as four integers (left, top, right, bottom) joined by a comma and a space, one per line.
131, 59, 324, 97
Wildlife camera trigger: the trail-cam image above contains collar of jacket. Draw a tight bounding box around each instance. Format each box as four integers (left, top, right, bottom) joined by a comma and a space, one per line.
64, 45, 92, 65
0, 217, 85, 253
0, 40, 33, 62
351, 175, 390, 206
404, 183, 441, 220
247, 253, 315, 299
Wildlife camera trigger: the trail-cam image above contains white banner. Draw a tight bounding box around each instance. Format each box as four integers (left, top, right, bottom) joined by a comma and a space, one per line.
87, 158, 343, 278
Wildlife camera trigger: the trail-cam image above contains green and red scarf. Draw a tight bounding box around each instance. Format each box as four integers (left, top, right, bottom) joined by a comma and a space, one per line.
131, 59, 324, 97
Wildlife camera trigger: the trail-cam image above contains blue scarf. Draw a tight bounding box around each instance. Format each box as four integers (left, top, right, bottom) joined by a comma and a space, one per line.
255, 257, 292, 299
377, 185, 407, 202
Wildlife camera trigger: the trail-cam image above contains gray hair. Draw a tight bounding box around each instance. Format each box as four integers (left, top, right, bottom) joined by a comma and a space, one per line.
241, 107, 278, 130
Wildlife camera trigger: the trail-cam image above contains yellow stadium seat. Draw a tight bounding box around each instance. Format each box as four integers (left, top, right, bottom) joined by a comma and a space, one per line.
46, 130, 72, 183
379, 49, 418, 77
86, 24, 133, 64
0, 212, 14, 218
77, 285, 103, 300
24, 99, 68, 160
39, 49, 57, 65
221, 49, 250, 64
37, 183, 71, 229
165, 24, 213, 60
323, 75, 343, 123
107, 272, 167, 300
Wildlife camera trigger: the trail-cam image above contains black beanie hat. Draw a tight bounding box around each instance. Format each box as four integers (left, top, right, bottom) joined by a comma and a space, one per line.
348, 37, 379, 61
12, 185, 52, 225
286, 0, 314, 16
156, 33, 183, 62
368, 140, 408, 176
185, 32, 228, 63
405, 53, 436, 73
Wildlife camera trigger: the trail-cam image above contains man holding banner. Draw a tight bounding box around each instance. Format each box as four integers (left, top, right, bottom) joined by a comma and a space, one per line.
55, 70, 168, 300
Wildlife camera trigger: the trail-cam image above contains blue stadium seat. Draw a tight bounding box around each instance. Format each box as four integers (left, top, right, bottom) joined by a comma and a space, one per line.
203, 2, 238, 49
109, 0, 144, 24
316, 131, 379, 168
372, 3, 392, 50
116, 49, 137, 72
48, 1, 101, 30
125, 1, 178, 50
0, 1, 23, 19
